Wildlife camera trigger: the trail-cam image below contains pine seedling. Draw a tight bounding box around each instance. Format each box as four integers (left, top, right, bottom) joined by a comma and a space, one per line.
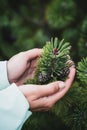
26, 37, 72, 84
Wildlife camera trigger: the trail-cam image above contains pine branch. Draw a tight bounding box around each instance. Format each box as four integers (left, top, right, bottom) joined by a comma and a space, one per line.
25, 38, 87, 130
77, 57, 87, 85
63, 102, 87, 130
26, 37, 72, 84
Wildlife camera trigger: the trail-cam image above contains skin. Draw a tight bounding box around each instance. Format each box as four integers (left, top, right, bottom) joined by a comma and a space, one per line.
7, 48, 42, 85
7, 48, 76, 112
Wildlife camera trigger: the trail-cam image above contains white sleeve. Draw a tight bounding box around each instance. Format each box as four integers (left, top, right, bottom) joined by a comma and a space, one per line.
0, 83, 32, 130
0, 61, 10, 90
0, 61, 32, 129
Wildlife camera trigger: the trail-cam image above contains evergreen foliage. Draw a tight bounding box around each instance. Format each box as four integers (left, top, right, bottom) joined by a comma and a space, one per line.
59, 82, 87, 130
26, 37, 71, 84
0, 0, 87, 61
46, 0, 76, 29
25, 38, 87, 130
77, 57, 87, 85
25, 38, 81, 130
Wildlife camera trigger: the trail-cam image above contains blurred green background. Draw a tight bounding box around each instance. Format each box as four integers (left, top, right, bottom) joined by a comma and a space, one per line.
0, 0, 87, 130
0, 0, 87, 62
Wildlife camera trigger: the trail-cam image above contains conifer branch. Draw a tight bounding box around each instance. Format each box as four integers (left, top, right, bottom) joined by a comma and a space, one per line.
26, 37, 72, 84
77, 57, 87, 85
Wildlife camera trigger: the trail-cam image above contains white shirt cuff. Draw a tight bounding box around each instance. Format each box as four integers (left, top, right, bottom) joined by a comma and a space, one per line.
0, 61, 10, 90
0, 83, 32, 130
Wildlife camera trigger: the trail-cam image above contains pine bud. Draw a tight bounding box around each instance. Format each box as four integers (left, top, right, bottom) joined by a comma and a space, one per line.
53, 48, 58, 55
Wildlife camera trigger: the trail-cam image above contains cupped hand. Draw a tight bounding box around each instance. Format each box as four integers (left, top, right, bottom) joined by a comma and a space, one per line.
19, 67, 76, 112
7, 48, 42, 85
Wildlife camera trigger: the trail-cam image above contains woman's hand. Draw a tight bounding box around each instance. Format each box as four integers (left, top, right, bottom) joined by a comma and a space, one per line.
7, 48, 42, 85
19, 67, 76, 112
19, 81, 65, 111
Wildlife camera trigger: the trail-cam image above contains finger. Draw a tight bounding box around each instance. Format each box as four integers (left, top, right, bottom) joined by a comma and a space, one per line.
25, 48, 43, 60
31, 108, 49, 112
47, 67, 76, 104
30, 58, 38, 68
27, 58, 38, 77
65, 67, 76, 88
29, 96, 53, 110
30, 105, 50, 112
29, 97, 47, 109
36, 81, 65, 98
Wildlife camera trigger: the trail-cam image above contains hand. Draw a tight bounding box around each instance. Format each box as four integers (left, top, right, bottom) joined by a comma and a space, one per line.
7, 48, 42, 85
19, 67, 76, 112
19, 81, 65, 111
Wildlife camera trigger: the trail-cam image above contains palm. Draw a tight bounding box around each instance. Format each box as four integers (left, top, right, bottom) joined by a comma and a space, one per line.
15, 58, 38, 85
7, 49, 42, 86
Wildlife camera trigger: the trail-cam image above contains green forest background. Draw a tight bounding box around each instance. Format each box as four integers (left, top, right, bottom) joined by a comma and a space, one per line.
0, 0, 87, 130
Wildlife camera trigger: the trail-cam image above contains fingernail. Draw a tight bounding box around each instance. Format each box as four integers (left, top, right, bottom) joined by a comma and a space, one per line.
58, 82, 65, 88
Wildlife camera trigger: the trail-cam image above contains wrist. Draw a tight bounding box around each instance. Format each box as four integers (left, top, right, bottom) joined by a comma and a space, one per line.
18, 86, 27, 98
18, 85, 29, 105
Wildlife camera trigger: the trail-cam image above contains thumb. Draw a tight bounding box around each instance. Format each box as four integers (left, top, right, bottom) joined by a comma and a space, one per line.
25, 48, 42, 61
